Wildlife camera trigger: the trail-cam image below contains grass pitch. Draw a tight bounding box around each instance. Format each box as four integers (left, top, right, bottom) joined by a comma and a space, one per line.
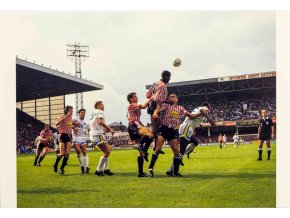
17, 142, 276, 208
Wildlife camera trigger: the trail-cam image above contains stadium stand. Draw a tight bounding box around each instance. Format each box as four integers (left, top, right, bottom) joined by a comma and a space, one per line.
16, 57, 103, 152
182, 92, 276, 122
146, 71, 276, 144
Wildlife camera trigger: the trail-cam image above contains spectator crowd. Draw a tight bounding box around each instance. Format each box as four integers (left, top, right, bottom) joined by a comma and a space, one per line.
17, 92, 276, 151
181, 93, 276, 122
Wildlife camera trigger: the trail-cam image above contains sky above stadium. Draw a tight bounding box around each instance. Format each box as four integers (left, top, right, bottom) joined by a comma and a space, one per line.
3, 11, 275, 125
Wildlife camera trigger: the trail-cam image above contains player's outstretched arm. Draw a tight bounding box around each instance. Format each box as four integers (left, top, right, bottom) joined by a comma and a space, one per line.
153, 108, 162, 118
146, 82, 155, 99
185, 111, 201, 119
98, 118, 114, 136
139, 97, 154, 109
55, 111, 72, 126
200, 109, 216, 126
152, 102, 169, 118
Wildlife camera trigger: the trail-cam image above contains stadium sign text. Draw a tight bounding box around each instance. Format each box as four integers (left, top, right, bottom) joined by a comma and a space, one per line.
218, 71, 276, 82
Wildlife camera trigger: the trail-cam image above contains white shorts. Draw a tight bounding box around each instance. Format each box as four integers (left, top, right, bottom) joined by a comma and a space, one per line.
90, 134, 107, 146
179, 123, 194, 140
73, 137, 87, 146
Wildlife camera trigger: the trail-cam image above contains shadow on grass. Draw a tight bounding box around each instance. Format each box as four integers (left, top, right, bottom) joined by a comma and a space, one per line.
18, 187, 100, 195
116, 171, 275, 180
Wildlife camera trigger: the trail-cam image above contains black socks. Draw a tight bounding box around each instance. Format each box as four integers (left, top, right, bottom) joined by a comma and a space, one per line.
137, 156, 144, 174
149, 153, 159, 169
60, 156, 69, 170
173, 156, 182, 174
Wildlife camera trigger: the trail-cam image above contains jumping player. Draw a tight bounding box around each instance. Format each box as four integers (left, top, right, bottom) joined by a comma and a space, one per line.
89, 101, 114, 176
146, 70, 171, 154
53, 105, 73, 175
33, 124, 53, 166
148, 93, 197, 177
72, 109, 90, 174
257, 109, 275, 161
127, 92, 154, 177
166, 102, 216, 175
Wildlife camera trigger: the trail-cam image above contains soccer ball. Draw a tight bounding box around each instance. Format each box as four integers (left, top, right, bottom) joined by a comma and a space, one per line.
173, 58, 181, 67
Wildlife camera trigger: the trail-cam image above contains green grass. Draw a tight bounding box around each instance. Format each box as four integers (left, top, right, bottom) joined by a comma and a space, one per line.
17, 142, 276, 208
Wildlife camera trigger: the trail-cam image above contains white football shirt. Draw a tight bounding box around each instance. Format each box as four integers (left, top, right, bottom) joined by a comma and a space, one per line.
72, 117, 88, 139
183, 106, 208, 128
89, 109, 106, 135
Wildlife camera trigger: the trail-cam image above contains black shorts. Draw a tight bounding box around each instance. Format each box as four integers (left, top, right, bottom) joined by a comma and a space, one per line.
38, 143, 47, 150
157, 125, 179, 142
128, 122, 142, 141
259, 134, 271, 141
59, 133, 72, 144
190, 135, 199, 146
147, 100, 157, 115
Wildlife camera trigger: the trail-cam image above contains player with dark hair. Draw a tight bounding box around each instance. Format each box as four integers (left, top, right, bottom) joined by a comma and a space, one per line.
53, 105, 73, 175
146, 70, 171, 154
89, 101, 114, 176
166, 102, 216, 175
33, 124, 53, 166
127, 92, 154, 177
257, 109, 275, 161
148, 93, 197, 177
72, 108, 90, 174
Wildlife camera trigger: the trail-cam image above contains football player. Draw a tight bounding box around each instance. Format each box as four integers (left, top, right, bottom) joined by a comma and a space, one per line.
72, 109, 90, 174
89, 101, 114, 176
33, 124, 53, 166
127, 92, 154, 177
53, 106, 73, 175
166, 102, 216, 175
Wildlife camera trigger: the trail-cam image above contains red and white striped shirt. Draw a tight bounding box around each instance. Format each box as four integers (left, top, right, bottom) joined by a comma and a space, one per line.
146, 80, 168, 108
127, 103, 141, 123
57, 114, 73, 135
160, 104, 187, 128
39, 130, 53, 145
127, 103, 144, 128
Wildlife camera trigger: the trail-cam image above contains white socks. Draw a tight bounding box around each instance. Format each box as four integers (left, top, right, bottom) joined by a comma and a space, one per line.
97, 156, 107, 172
77, 155, 83, 167
84, 155, 89, 168
104, 157, 109, 170
185, 143, 194, 155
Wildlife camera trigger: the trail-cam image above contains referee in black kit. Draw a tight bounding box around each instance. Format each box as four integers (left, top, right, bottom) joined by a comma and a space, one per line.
257, 109, 275, 161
